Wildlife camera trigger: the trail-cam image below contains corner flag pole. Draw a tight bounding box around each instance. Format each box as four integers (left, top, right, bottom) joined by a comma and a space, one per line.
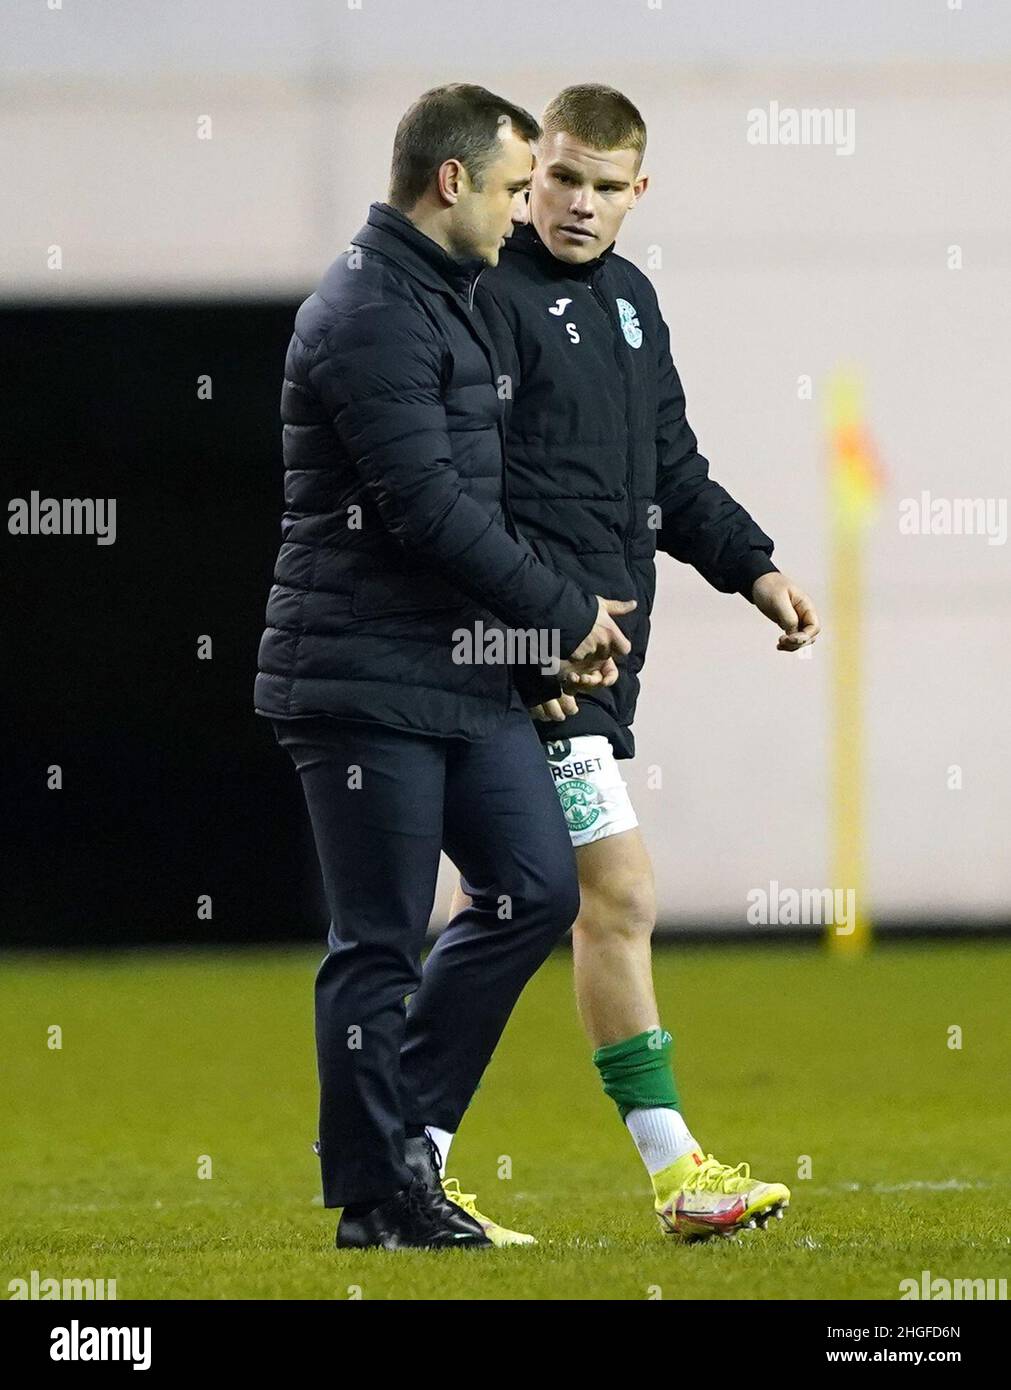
826, 371, 884, 955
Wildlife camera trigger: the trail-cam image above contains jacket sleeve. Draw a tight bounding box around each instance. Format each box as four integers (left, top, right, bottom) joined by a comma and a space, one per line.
308, 295, 598, 654
653, 310, 779, 602
510, 663, 564, 707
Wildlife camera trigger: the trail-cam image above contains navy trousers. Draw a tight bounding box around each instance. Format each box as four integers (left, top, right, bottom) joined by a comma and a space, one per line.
271, 704, 578, 1207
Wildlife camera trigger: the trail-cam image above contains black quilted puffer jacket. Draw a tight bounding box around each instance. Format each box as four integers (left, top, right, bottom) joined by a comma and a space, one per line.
476, 220, 779, 758
254, 203, 599, 740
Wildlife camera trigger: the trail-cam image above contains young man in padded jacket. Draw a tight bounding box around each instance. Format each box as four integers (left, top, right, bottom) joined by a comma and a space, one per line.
432, 85, 822, 1244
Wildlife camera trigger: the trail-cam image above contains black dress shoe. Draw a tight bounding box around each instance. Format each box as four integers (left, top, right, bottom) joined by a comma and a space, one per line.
335, 1178, 492, 1250
403, 1134, 489, 1240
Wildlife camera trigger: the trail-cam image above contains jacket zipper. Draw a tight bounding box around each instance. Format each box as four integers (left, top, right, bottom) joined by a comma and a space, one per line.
464, 267, 517, 535
467, 268, 484, 311
467, 264, 516, 712
588, 270, 635, 570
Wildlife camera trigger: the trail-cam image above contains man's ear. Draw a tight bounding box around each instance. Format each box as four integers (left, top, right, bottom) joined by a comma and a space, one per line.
630, 173, 650, 208
436, 158, 467, 205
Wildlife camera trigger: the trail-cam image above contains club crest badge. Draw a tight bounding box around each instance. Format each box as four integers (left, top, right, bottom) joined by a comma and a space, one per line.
616, 298, 642, 349
558, 777, 601, 832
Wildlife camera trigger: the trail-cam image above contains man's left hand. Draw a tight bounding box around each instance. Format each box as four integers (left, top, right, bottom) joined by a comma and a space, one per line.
530, 657, 619, 721
751, 572, 821, 650
529, 693, 580, 722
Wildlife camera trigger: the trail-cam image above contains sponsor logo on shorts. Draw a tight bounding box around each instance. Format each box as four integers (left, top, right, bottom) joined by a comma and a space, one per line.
557, 777, 601, 832
549, 758, 605, 782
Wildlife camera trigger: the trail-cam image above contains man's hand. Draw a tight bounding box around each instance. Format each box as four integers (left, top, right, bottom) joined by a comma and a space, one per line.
530, 657, 620, 722
529, 693, 579, 722
559, 656, 619, 689
751, 572, 821, 650
569, 597, 636, 665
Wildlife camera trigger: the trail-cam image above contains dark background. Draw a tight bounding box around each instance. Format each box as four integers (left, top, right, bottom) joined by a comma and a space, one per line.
3, 302, 324, 945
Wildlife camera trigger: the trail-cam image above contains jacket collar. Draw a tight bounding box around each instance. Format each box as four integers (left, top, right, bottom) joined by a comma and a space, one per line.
501, 219, 616, 280
351, 202, 485, 297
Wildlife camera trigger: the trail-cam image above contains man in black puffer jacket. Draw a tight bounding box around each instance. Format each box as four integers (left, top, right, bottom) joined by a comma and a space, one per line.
442, 85, 821, 1242
254, 85, 635, 1251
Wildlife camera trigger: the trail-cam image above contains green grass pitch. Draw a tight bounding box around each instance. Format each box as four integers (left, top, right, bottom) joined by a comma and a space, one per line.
2, 943, 1008, 1300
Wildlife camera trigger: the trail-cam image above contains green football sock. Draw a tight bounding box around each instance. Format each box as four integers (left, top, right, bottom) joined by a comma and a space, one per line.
592, 1027, 681, 1121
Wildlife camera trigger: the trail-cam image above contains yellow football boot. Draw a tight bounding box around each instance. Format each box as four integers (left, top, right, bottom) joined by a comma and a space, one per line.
653, 1149, 791, 1242
441, 1177, 537, 1247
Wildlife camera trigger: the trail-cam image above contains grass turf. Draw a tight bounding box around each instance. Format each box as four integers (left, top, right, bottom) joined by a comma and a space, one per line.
2, 943, 1008, 1300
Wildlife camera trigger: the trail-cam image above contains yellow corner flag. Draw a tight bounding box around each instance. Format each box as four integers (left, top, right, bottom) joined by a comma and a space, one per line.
826, 371, 885, 953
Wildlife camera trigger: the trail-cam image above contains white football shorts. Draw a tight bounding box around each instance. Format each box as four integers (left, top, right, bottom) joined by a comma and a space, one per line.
543, 734, 639, 848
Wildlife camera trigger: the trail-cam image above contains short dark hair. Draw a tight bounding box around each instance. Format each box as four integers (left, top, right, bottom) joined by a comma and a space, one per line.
388, 83, 540, 210
541, 84, 647, 172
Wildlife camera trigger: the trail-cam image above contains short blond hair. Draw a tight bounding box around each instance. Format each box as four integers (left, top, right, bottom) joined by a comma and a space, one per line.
540, 85, 646, 171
